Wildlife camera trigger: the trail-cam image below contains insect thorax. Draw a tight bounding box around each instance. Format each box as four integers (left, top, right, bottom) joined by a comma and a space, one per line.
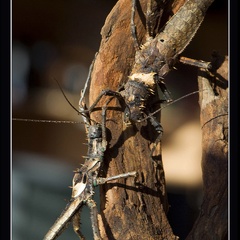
120, 76, 156, 122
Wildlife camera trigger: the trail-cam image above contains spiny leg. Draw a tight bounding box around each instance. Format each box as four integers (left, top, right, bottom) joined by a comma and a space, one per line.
131, 0, 140, 50
79, 85, 123, 127
131, 0, 158, 46
86, 199, 102, 240
101, 96, 116, 143
155, 75, 173, 103
43, 197, 84, 240
88, 89, 123, 114
146, 0, 164, 37
146, 0, 154, 38
101, 99, 109, 147
72, 208, 86, 240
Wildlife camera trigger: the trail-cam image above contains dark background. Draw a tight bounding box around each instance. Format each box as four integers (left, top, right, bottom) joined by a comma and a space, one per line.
12, 0, 228, 239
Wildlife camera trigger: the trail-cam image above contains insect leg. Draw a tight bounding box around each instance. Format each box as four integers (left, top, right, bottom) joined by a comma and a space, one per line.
72, 208, 86, 240
78, 53, 98, 127
100, 96, 118, 149
43, 197, 83, 240
148, 114, 163, 158
146, 0, 153, 38
86, 198, 102, 240
131, 0, 140, 50
79, 52, 98, 109
156, 78, 173, 103
79, 89, 91, 132
146, 0, 165, 37
87, 89, 124, 113
101, 97, 114, 145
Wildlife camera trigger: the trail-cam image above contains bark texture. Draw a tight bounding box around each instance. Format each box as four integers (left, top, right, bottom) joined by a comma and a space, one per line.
87, 0, 228, 240
88, 0, 183, 239
186, 55, 228, 240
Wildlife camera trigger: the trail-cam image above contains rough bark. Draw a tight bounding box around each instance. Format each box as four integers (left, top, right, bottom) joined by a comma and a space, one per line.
186, 55, 228, 240
88, 0, 183, 239
87, 0, 228, 239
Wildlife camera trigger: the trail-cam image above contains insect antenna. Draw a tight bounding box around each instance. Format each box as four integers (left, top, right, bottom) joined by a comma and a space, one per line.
139, 90, 206, 122
54, 79, 85, 116
13, 53, 98, 126
12, 118, 83, 124
55, 52, 98, 127
54, 78, 96, 125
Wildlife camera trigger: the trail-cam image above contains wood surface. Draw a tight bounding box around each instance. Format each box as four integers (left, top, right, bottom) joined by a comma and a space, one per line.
88, 0, 228, 239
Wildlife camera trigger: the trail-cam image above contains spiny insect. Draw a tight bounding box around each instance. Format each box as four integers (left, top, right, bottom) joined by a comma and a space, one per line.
13, 65, 208, 240
79, 0, 215, 156
14, 0, 215, 157
43, 86, 137, 240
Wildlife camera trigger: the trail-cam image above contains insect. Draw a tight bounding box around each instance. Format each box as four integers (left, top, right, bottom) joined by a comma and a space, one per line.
79, 0, 215, 156
42, 78, 137, 239
12, 1, 225, 239
12, 69, 209, 240
13, 65, 205, 240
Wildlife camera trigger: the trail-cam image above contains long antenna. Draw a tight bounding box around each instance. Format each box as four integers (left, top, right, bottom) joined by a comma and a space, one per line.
13, 55, 98, 125
54, 79, 84, 116
139, 90, 206, 122
12, 118, 83, 124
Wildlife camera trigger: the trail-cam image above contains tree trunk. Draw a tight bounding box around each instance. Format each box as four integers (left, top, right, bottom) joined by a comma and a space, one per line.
186, 55, 228, 239
88, 0, 182, 239
87, 0, 228, 239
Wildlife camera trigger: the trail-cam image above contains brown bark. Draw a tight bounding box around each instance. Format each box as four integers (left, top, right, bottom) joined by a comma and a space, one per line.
88, 0, 183, 239
186, 55, 228, 240
87, 0, 228, 239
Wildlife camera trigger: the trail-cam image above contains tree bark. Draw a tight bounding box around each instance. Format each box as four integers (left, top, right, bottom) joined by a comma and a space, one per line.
87, 0, 229, 240
186, 55, 228, 240
88, 0, 183, 239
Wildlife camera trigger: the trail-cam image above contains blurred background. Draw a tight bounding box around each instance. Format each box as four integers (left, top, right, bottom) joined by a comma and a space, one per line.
12, 0, 228, 239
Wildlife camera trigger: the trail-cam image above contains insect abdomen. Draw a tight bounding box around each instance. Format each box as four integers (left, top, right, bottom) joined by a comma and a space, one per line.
156, 0, 215, 58
133, 0, 215, 77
